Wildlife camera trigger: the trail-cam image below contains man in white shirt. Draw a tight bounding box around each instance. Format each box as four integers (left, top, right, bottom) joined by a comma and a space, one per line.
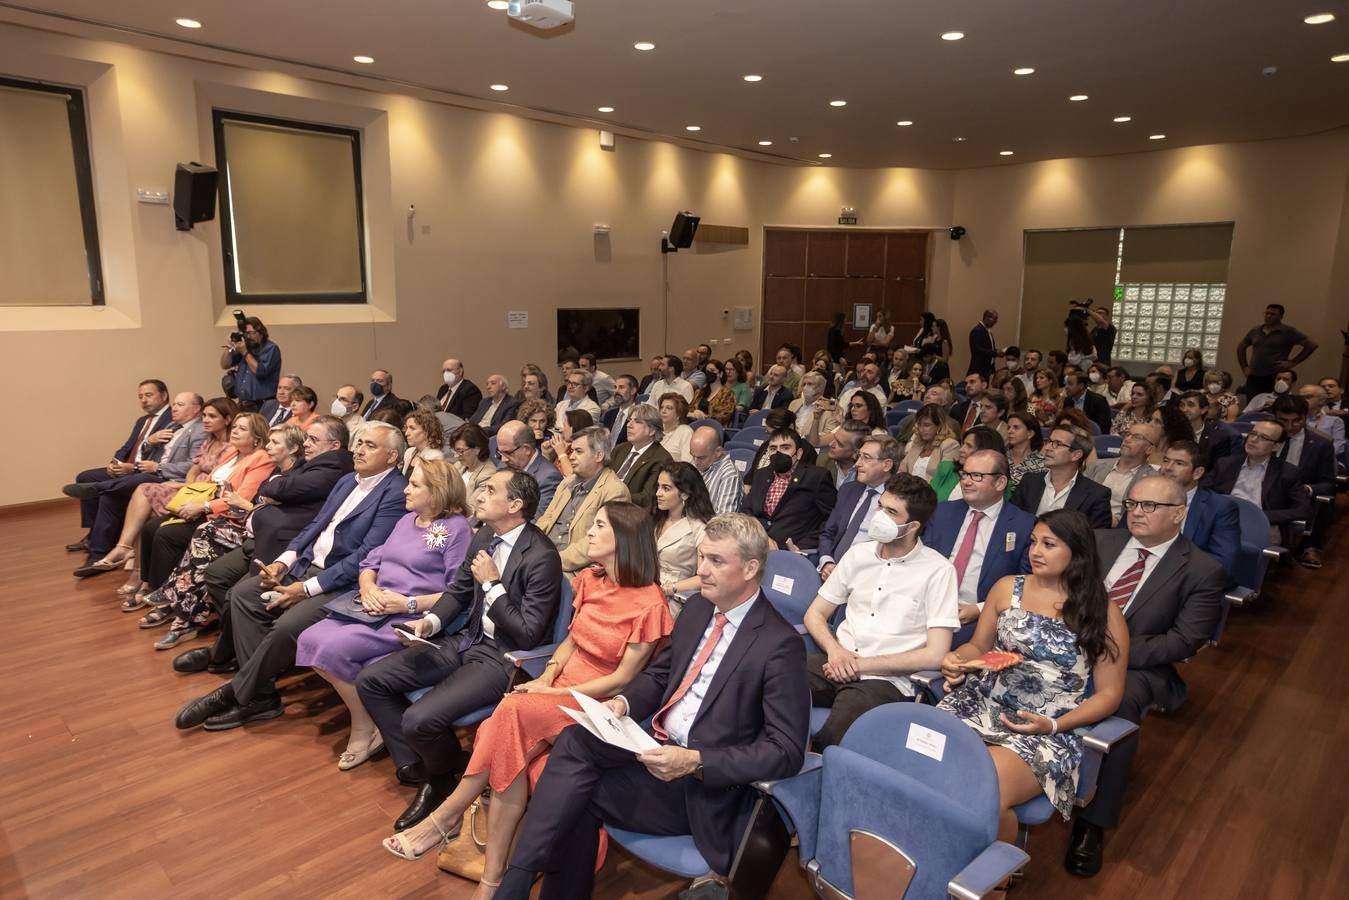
688, 426, 742, 515
650, 354, 694, 404
1298, 383, 1345, 456
838, 362, 887, 410
1010, 424, 1113, 528
578, 353, 615, 408
1101, 366, 1135, 410
1085, 423, 1161, 524
553, 369, 602, 429
803, 473, 958, 749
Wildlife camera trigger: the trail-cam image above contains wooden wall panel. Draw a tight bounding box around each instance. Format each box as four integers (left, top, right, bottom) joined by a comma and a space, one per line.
803, 278, 846, 322
763, 278, 806, 321
761, 321, 804, 359
764, 231, 808, 277
806, 232, 846, 277
846, 233, 887, 276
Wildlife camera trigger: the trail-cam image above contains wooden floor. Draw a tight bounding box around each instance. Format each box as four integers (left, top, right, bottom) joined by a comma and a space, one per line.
2, 500, 1346, 899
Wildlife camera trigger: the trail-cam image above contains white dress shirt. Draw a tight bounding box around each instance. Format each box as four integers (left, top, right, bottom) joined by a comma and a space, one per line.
1104, 534, 1178, 614
274, 467, 396, 596
477, 397, 503, 428
1101, 462, 1145, 524
951, 500, 1003, 607
660, 594, 758, 747
818, 484, 882, 568
1283, 430, 1305, 466
1232, 458, 1267, 507
1036, 472, 1078, 515
652, 377, 694, 403
423, 521, 525, 637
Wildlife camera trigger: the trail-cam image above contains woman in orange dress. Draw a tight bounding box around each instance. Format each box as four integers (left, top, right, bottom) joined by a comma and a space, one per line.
381, 500, 673, 896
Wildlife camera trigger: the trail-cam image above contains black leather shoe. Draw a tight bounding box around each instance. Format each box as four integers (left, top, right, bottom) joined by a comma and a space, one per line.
207, 659, 240, 675
396, 763, 425, 787
62, 482, 100, 500
65, 537, 89, 553
394, 776, 454, 831
173, 648, 213, 673
175, 684, 236, 730
203, 694, 283, 731
1064, 818, 1104, 877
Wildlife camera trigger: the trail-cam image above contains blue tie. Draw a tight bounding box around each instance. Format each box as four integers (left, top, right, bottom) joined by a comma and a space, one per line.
461, 536, 505, 649
836, 488, 878, 556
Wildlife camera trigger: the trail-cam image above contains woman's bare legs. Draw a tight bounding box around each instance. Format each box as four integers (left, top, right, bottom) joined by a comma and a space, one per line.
474, 769, 531, 898
384, 771, 489, 856
988, 745, 1043, 844
312, 668, 380, 755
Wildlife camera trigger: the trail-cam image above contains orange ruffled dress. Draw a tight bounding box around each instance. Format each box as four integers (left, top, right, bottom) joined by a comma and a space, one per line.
464, 568, 673, 793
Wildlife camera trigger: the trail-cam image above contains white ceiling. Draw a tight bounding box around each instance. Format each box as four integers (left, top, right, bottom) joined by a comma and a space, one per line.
6, 0, 1349, 168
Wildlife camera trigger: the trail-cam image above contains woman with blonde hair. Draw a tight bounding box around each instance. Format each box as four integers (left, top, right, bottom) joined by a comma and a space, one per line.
401, 408, 445, 476
1030, 368, 1063, 426
900, 403, 960, 482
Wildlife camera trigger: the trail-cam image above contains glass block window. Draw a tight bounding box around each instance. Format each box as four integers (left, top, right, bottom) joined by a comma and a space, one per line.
1109, 227, 1226, 368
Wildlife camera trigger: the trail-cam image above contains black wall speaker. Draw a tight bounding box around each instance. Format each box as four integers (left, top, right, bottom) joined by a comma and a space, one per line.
174, 162, 218, 231
669, 211, 700, 248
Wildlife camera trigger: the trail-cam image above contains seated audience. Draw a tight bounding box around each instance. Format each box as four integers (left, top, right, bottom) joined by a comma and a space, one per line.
537, 426, 630, 573
1064, 476, 1225, 876
332, 384, 365, 436
649, 462, 715, 614
1299, 383, 1345, 456
1099, 366, 1135, 410
635, 356, 663, 397
1203, 419, 1310, 536
938, 509, 1129, 850
688, 357, 719, 416
742, 409, 820, 478
610, 403, 673, 508
542, 409, 593, 476
220, 316, 281, 412
1000, 366, 1033, 417
469, 374, 518, 437
924, 449, 1034, 634
1149, 402, 1192, 463
889, 359, 927, 403
518, 366, 552, 406
790, 371, 841, 447
1242, 369, 1297, 414
448, 423, 497, 517
1029, 368, 1063, 426
554, 369, 602, 430
285, 385, 320, 430
819, 420, 868, 489
750, 364, 792, 411
1176, 391, 1236, 467
682, 348, 709, 391
1111, 383, 1155, 436
1271, 395, 1337, 568
775, 344, 806, 395
1011, 425, 1113, 528
1005, 410, 1046, 493
970, 390, 1010, 439
493, 513, 809, 900
804, 474, 957, 749
929, 426, 1007, 503
839, 360, 888, 410
600, 374, 639, 437
401, 408, 445, 476
899, 403, 960, 482
1321, 376, 1345, 413
839, 388, 887, 437
1145, 371, 1175, 407
687, 426, 741, 516
1062, 371, 1112, 435
578, 353, 615, 408
1085, 422, 1161, 525
495, 420, 562, 516
260, 375, 302, 429
173, 421, 408, 732
815, 435, 901, 578
1203, 369, 1240, 423
436, 358, 482, 419
657, 393, 694, 463
1175, 349, 1206, 392
701, 361, 739, 425
517, 398, 553, 445
952, 373, 989, 433
741, 428, 837, 549
294, 458, 471, 769
649, 355, 694, 404
1156, 440, 1240, 574
364, 369, 413, 421
355, 469, 561, 831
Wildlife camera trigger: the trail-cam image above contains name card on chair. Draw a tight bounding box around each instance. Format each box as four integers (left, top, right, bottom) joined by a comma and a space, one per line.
771, 574, 795, 595
905, 723, 946, 762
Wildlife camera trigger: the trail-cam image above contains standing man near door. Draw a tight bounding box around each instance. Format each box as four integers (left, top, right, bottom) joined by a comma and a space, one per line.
968, 309, 999, 379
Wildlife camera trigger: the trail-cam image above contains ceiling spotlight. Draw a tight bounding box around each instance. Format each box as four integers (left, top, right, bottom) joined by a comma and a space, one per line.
1113, 116, 1132, 123
597, 106, 614, 113
758, 140, 773, 146
633, 41, 655, 51
818, 153, 833, 159
1069, 94, 1089, 102
1012, 67, 1035, 75
1149, 134, 1167, 140
487, 0, 509, 9
353, 55, 375, 64
952, 136, 967, 142
896, 120, 914, 127
1333, 53, 1349, 62
743, 74, 763, 82
490, 83, 509, 91
829, 100, 848, 107
1304, 14, 1336, 25
999, 150, 1014, 156
940, 31, 965, 41
175, 18, 202, 29
685, 125, 701, 132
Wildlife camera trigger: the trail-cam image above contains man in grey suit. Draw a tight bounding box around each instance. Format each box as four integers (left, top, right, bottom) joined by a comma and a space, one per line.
1084, 422, 1160, 525
1064, 475, 1226, 878
495, 420, 562, 519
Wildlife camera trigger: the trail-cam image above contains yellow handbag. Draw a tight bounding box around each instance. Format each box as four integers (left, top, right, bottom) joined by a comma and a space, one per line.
161, 482, 219, 525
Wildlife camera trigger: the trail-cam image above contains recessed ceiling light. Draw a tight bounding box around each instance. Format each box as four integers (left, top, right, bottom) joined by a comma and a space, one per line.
999, 150, 1014, 156
490, 83, 509, 91
1304, 14, 1335, 25
685, 125, 701, 132
353, 55, 375, 64
818, 153, 833, 159
1069, 94, 1089, 102
758, 140, 773, 146
896, 120, 913, 127
597, 106, 614, 113
175, 18, 202, 29
1333, 53, 1349, 62
829, 100, 848, 107
1149, 134, 1167, 140
743, 74, 763, 82
1012, 67, 1035, 76
952, 136, 967, 142
487, 0, 509, 9
940, 31, 965, 41
1113, 116, 1132, 123
633, 41, 655, 51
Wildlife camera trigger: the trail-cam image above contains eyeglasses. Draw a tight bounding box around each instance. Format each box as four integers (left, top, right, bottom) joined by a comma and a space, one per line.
1123, 433, 1155, 446
1247, 432, 1279, 444
957, 470, 1002, 482
497, 443, 522, 455
1122, 499, 1184, 513
857, 451, 881, 462
1043, 438, 1071, 450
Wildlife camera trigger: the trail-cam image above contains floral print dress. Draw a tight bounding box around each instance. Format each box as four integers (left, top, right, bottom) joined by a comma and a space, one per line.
937, 576, 1090, 818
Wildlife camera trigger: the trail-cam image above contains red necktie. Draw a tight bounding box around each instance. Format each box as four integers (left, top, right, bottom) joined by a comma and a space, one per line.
1107, 548, 1150, 609
962, 404, 978, 433
133, 414, 157, 461
652, 612, 729, 741
951, 510, 985, 584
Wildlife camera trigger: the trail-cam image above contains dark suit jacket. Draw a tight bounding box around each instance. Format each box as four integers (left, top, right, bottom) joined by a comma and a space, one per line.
251, 449, 354, 561
114, 408, 172, 462
637, 374, 659, 397
523, 451, 564, 516
924, 499, 1034, 603
740, 463, 837, 549
257, 399, 294, 429
467, 395, 518, 436
436, 379, 483, 420
924, 359, 951, 385
750, 384, 792, 411
600, 404, 634, 435
1010, 470, 1113, 529
362, 392, 413, 421
621, 592, 809, 874
967, 323, 996, 377
1196, 421, 1237, 468
609, 440, 672, 508
815, 479, 874, 563
1066, 390, 1111, 434
1280, 429, 1336, 497
1094, 529, 1226, 711
1181, 488, 1239, 575
283, 467, 407, 593
426, 521, 562, 654
1203, 454, 1310, 526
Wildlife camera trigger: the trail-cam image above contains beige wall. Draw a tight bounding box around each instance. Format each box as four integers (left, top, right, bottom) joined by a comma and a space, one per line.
1, 19, 1347, 506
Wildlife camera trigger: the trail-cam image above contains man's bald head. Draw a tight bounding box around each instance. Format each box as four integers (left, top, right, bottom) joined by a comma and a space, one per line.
688, 426, 724, 472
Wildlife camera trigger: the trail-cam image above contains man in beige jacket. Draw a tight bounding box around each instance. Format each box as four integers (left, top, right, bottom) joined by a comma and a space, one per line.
535, 425, 630, 572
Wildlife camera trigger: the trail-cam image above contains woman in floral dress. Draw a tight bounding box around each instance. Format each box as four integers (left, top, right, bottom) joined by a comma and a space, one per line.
937, 509, 1129, 843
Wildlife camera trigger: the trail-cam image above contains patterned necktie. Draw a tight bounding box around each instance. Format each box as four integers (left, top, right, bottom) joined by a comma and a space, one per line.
652, 612, 729, 741
1107, 548, 1150, 609
951, 510, 986, 583
464, 536, 506, 646
836, 488, 879, 556
616, 447, 640, 480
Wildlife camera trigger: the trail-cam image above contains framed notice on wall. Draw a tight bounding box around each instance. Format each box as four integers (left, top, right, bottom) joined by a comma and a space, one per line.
852, 303, 872, 330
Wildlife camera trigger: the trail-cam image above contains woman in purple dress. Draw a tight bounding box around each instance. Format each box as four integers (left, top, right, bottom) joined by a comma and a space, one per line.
296, 458, 472, 770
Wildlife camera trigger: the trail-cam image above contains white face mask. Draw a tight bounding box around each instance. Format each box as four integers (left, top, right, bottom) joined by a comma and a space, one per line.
802, 386, 820, 402
1006, 359, 1021, 371
1088, 371, 1102, 384
330, 399, 349, 416
1207, 383, 1222, 395
443, 371, 458, 386
866, 513, 914, 544
1274, 380, 1290, 394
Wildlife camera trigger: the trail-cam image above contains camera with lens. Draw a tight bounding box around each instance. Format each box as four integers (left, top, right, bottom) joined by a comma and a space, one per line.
1067, 298, 1092, 319
229, 308, 247, 343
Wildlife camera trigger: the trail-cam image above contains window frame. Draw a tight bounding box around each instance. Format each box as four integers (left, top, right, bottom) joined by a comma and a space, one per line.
0, 75, 105, 306
211, 109, 369, 305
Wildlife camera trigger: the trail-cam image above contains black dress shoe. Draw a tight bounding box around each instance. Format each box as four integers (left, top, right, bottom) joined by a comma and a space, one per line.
173, 648, 213, 673
65, 537, 89, 553
394, 775, 455, 831
1064, 818, 1104, 878
396, 763, 425, 787
207, 659, 240, 675
62, 483, 100, 500
203, 694, 283, 731
176, 684, 236, 730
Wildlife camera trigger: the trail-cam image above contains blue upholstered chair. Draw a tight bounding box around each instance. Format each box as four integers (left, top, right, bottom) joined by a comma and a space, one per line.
727, 425, 769, 449
1094, 435, 1122, 459
689, 417, 724, 439
728, 446, 757, 478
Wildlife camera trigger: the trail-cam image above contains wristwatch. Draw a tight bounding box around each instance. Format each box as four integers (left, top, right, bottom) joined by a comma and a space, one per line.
482, 579, 498, 593
406, 597, 418, 614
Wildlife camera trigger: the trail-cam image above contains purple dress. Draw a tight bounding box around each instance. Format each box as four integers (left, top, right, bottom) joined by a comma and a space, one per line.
295, 512, 472, 681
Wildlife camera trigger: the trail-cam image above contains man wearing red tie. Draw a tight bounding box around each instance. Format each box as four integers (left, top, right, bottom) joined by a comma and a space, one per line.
952, 371, 988, 435
1064, 475, 1225, 878
494, 514, 809, 900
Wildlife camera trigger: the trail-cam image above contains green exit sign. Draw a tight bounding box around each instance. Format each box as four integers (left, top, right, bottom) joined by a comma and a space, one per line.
838, 215, 858, 225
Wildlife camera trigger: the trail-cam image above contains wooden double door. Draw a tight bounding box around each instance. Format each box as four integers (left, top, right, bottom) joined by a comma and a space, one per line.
761, 228, 929, 367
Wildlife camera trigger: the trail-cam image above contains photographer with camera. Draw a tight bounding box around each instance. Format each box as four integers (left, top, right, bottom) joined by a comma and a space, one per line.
219, 310, 282, 412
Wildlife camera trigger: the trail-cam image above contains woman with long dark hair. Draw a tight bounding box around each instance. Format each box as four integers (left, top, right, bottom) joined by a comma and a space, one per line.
1065, 315, 1097, 369
1005, 411, 1046, 492
648, 462, 716, 615
843, 389, 887, 435
938, 509, 1128, 844
1149, 403, 1191, 465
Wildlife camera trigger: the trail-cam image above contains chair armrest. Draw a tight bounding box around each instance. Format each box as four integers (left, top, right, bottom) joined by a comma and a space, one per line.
1315, 495, 1333, 505
1226, 586, 1255, 607
948, 842, 1030, 900
911, 670, 947, 703
1262, 545, 1290, 561
794, 623, 808, 636
1081, 716, 1139, 754
504, 644, 557, 667
753, 753, 824, 860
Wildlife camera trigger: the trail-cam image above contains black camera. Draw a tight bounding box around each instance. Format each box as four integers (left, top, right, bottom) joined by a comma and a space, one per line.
1067, 298, 1092, 319
229, 308, 247, 343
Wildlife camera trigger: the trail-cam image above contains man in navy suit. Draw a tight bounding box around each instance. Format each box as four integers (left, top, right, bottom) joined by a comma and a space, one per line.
1010, 424, 1113, 529
600, 374, 639, 440
435, 357, 483, 419
63, 379, 171, 554
813, 435, 901, 576
495, 514, 809, 900
258, 374, 303, 429
1203, 420, 1310, 538
466, 373, 518, 437
1272, 395, 1337, 569
967, 308, 999, 378
1062, 371, 1112, 435
495, 420, 562, 517
1177, 391, 1236, 467
750, 365, 792, 411
924, 449, 1034, 643
174, 421, 408, 731
1157, 440, 1239, 574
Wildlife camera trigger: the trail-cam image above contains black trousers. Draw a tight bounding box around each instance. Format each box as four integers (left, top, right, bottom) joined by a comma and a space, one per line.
1077, 670, 1151, 828
355, 639, 515, 775
74, 467, 114, 529
226, 566, 327, 704
497, 726, 694, 900
86, 472, 160, 561
201, 543, 255, 665
806, 653, 909, 750
142, 516, 195, 588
